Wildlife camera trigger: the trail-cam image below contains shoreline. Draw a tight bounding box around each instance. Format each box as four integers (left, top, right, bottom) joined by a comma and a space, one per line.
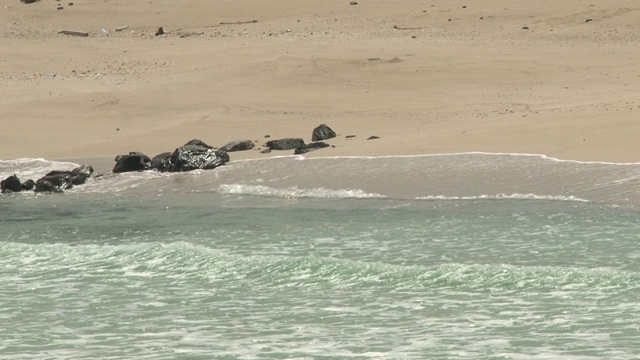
7, 148, 640, 175
5, 152, 640, 206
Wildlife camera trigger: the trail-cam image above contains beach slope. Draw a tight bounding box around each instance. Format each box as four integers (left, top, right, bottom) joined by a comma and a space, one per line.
2, 0, 640, 162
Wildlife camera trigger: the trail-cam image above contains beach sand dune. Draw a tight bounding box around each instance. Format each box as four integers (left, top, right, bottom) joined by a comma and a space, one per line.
2, 0, 640, 162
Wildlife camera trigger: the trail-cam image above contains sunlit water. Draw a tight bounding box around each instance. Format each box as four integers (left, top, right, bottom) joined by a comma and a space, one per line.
1, 154, 639, 359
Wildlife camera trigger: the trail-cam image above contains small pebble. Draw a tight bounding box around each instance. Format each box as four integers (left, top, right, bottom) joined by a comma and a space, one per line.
349, 1, 358, 5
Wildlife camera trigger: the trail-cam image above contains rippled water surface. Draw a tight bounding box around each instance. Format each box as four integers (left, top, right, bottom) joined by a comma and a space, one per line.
1, 155, 640, 359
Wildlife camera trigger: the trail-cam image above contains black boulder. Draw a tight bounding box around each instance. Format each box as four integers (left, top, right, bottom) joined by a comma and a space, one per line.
265, 138, 306, 151
311, 124, 337, 141
113, 152, 151, 173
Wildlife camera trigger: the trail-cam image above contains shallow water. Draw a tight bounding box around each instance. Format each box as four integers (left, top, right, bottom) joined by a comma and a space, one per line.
1, 154, 640, 359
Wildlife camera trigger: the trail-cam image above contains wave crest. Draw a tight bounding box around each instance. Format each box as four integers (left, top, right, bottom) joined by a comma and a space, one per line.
415, 193, 589, 202
216, 184, 385, 199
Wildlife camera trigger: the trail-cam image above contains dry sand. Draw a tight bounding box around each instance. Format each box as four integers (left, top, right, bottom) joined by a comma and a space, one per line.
2, 0, 640, 163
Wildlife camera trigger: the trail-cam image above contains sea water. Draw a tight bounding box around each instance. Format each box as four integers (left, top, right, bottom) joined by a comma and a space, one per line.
1, 154, 639, 359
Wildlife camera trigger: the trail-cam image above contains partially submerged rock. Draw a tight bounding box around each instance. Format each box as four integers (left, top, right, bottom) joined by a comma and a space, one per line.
150, 152, 172, 172
21, 179, 35, 191
113, 152, 151, 173
133, 140, 229, 173
1, 175, 23, 193
34, 173, 73, 193
34, 164, 95, 193
169, 144, 228, 172
2, 164, 93, 194
45, 164, 94, 185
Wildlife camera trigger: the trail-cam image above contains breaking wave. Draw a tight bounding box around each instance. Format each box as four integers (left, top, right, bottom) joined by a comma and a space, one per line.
216, 184, 385, 199
416, 193, 590, 202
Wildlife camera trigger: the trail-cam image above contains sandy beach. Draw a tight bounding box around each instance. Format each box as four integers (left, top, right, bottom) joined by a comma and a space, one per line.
2, 0, 640, 163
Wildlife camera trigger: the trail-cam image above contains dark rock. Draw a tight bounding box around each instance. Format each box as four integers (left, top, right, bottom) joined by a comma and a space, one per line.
522, 26, 529, 30
21, 0, 40, 3
311, 124, 337, 141
260, 148, 272, 154
350, 1, 358, 4
1, 175, 23, 193
150, 152, 172, 172
264, 134, 271, 138
170, 144, 228, 172
367, 136, 380, 140
21, 179, 35, 191
45, 165, 93, 185
184, 139, 213, 149
265, 138, 306, 151
155, 27, 165, 36
221, 139, 255, 152
34, 173, 73, 193
345, 135, 356, 138
113, 152, 150, 173
72, 164, 94, 179
294, 141, 330, 155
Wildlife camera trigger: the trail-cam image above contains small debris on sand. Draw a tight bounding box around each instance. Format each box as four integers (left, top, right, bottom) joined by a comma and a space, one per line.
58, 30, 89, 37
220, 20, 258, 25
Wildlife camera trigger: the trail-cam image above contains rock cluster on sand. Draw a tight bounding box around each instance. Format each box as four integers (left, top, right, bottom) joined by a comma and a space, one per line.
2, 123, 360, 194
261, 124, 337, 154
113, 139, 229, 173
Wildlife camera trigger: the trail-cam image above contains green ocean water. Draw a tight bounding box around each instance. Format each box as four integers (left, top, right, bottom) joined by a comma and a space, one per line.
1, 154, 640, 359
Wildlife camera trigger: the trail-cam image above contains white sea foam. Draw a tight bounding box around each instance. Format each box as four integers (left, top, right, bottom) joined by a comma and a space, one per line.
0, 158, 79, 180
216, 184, 385, 199
279, 152, 640, 166
415, 193, 590, 202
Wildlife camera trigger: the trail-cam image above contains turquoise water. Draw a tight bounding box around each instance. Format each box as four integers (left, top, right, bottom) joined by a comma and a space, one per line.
1, 154, 640, 359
